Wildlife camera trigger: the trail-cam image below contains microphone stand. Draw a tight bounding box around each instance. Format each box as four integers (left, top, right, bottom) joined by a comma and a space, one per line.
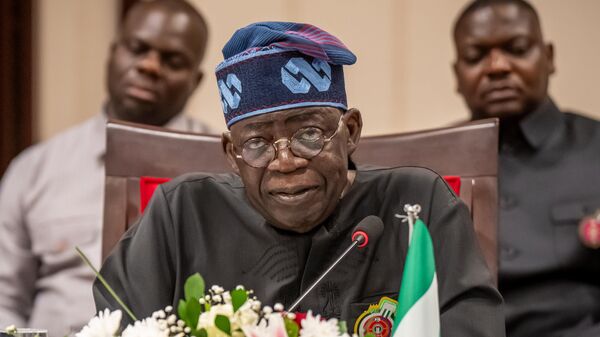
287, 239, 360, 312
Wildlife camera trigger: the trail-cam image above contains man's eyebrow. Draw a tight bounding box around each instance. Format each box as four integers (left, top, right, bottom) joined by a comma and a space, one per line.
240, 110, 328, 132
284, 111, 323, 124
241, 121, 272, 133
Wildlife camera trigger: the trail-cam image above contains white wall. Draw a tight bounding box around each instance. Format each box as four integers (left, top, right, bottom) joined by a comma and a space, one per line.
35, 0, 600, 140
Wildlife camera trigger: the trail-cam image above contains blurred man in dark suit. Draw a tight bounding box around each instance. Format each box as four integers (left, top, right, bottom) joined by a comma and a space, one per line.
452, 1, 600, 336
0, 1, 212, 336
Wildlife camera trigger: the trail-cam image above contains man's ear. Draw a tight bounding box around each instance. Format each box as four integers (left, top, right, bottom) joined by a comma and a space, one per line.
194, 69, 204, 89
222, 131, 240, 174
452, 61, 463, 94
107, 41, 118, 64
545, 42, 556, 75
343, 108, 363, 156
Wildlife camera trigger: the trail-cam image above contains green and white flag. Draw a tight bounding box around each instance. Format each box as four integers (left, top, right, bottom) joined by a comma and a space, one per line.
392, 211, 440, 337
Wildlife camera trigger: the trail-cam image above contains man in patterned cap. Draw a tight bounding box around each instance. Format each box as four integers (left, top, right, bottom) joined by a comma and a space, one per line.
95, 22, 504, 336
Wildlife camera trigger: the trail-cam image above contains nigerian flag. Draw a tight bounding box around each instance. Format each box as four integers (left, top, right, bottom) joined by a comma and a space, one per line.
392, 218, 440, 337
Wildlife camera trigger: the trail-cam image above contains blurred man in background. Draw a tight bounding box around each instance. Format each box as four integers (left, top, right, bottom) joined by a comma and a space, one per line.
0, 1, 212, 336
452, 0, 600, 336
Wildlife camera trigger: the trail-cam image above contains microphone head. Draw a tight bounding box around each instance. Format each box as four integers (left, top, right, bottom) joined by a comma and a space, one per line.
351, 215, 384, 248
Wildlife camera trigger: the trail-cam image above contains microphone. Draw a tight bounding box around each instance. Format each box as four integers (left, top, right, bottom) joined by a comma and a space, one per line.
287, 215, 384, 312
352, 216, 384, 248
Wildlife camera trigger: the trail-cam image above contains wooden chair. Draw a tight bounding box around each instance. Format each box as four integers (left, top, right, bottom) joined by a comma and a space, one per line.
352, 118, 499, 279
102, 120, 229, 262
102, 118, 498, 279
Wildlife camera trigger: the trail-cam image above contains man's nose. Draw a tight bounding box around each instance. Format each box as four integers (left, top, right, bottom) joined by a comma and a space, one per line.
267, 141, 308, 173
137, 50, 161, 76
485, 49, 511, 76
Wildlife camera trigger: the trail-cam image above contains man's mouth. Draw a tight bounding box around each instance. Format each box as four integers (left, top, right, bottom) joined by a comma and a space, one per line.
482, 84, 519, 102
269, 186, 319, 204
486, 88, 518, 101
125, 85, 158, 103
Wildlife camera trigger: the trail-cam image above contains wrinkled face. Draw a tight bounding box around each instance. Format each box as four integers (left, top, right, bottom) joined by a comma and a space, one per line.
453, 3, 555, 120
106, 5, 205, 126
224, 107, 362, 233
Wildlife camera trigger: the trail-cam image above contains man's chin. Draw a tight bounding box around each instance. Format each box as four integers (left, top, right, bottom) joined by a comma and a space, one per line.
115, 104, 170, 126
476, 101, 526, 120
267, 214, 321, 234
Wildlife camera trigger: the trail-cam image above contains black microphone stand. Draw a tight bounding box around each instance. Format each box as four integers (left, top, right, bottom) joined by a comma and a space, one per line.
287, 238, 362, 312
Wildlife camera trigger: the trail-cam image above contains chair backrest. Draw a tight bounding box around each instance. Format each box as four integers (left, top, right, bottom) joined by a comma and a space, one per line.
102, 120, 229, 262
352, 118, 499, 278
103, 118, 498, 279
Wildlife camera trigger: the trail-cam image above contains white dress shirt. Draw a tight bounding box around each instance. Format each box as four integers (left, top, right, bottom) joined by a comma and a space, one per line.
0, 112, 213, 337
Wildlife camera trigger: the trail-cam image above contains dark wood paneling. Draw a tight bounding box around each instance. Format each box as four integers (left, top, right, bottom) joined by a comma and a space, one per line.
0, 0, 33, 176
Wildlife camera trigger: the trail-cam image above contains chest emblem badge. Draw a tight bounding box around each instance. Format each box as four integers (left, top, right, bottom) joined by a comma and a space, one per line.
354, 296, 397, 337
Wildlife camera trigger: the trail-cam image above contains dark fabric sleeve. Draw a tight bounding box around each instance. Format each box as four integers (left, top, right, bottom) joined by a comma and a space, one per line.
427, 177, 505, 337
93, 185, 177, 327
566, 325, 600, 337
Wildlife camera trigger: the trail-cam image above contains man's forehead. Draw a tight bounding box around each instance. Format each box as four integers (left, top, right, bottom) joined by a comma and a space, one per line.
233, 108, 339, 132
128, 10, 191, 35
123, 6, 204, 56
457, 3, 539, 42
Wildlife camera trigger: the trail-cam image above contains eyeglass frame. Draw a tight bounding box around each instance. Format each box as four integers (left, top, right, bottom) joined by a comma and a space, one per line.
232, 114, 345, 168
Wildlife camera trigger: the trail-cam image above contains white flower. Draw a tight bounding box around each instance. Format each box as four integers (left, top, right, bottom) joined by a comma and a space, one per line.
197, 304, 234, 330
222, 291, 232, 304
121, 317, 169, 337
241, 313, 287, 337
300, 311, 342, 337
76, 309, 122, 337
4, 325, 17, 335
211, 285, 225, 294
231, 301, 260, 329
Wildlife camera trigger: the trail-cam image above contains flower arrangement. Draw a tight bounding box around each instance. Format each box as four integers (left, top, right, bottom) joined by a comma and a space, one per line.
76, 273, 351, 337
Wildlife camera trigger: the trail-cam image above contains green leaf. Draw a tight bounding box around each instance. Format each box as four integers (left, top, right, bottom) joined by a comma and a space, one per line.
337, 320, 348, 334
184, 273, 205, 301
284, 317, 299, 337
230, 289, 248, 312
186, 298, 202, 329
178, 299, 187, 321
365, 333, 376, 337
215, 314, 231, 335
192, 328, 208, 337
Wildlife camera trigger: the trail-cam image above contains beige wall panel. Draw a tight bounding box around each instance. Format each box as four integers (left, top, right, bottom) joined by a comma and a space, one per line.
36, 0, 117, 141
399, 0, 470, 131
531, 0, 600, 119
36, 0, 600, 140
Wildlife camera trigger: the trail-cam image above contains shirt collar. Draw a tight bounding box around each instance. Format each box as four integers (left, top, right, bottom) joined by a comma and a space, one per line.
163, 113, 193, 130
518, 98, 563, 150
98, 105, 194, 162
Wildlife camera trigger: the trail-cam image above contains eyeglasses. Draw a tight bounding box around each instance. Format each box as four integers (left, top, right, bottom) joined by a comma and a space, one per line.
234, 116, 345, 168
